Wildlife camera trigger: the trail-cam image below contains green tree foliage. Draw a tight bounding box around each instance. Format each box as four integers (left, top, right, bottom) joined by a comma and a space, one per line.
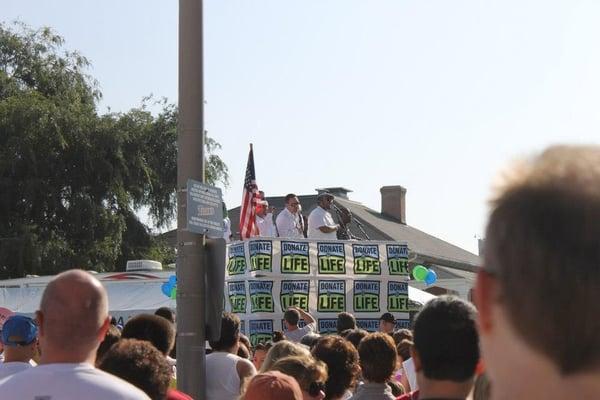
0, 22, 228, 278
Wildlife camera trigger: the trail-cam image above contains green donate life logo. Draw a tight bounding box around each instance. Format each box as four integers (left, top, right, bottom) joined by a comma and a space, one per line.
354, 256, 381, 274
353, 245, 381, 275
280, 293, 309, 311
318, 255, 345, 274
354, 292, 380, 312
249, 281, 274, 313
250, 333, 273, 347
388, 258, 409, 275
229, 295, 246, 313
354, 281, 380, 312
388, 294, 409, 312
318, 292, 345, 312
281, 254, 309, 273
227, 256, 247, 275
250, 253, 272, 272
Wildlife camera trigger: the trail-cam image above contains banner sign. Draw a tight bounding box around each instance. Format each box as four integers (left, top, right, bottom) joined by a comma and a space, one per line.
317, 243, 346, 274
249, 240, 273, 273
225, 239, 416, 338
280, 280, 310, 311
281, 241, 310, 274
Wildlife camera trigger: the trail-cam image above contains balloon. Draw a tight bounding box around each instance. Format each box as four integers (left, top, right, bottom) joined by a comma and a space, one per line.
169, 275, 177, 285
425, 269, 438, 285
412, 265, 428, 281
170, 287, 177, 300
161, 282, 172, 297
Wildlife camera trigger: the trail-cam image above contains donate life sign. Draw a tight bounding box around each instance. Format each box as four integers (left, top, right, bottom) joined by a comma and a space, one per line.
224, 239, 419, 345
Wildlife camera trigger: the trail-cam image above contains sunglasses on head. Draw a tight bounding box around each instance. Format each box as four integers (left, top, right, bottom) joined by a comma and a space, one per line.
308, 381, 326, 397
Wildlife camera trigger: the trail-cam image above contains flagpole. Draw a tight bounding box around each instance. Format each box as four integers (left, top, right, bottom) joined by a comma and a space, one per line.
177, 0, 205, 399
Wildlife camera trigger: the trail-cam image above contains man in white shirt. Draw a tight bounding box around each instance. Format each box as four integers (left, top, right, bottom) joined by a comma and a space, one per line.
276, 193, 305, 238
0, 315, 38, 379
308, 192, 340, 240
255, 201, 278, 237
283, 307, 317, 343
206, 312, 256, 400
0, 269, 150, 399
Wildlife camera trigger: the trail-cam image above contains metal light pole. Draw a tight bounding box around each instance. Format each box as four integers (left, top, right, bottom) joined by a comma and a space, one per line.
177, 0, 205, 398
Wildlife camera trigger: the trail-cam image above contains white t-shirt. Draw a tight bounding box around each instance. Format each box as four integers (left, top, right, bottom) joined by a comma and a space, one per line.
308, 206, 337, 240
0, 361, 32, 380
223, 217, 232, 243
285, 323, 316, 343
0, 362, 150, 399
275, 208, 304, 238
206, 352, 256, 400
255, 213, 277, 237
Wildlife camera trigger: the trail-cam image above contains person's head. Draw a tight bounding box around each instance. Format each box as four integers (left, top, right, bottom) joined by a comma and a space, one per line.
336, 312, 356, 334
95, 324, 121, 366
208, 312, 240, 352
260, 340, 310, 372
242, 371, 303, 400
256, 200, 269, 217
285, 194, 301, 214
273, 330, 286, 342
253, 341, 272, 370
312, 336, 360, 400
272, 355, 329, 400
300, 333, 321, 350
317, 193, 334, 210
154, 307, 175, 324
341, 328, 368, 351
476, 145, 600, 379
392, 328, 413, 345
36, 269, 110, 362
239, 334, 252, 353
121, 314, 175, 356
358, 332, 397, 383
238, 342, 251, 359
378, 312, 395, 334
1, 315, 38, 362
396, 339, 413, 363
412, 296, 479, 385
99, 339, 172, 400
284, 309, 300, 329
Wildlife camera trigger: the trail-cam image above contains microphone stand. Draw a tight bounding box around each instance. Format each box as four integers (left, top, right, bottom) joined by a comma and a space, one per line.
354, 219, 370, 240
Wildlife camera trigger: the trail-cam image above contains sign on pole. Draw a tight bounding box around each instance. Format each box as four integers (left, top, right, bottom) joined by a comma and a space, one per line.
187, 179, 224, 237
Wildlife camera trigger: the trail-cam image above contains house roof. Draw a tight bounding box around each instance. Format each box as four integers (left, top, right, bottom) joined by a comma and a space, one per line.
223, 192, 481, 272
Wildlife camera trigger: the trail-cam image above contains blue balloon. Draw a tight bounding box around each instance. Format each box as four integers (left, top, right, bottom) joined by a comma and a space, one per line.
425, 269, 438, 285
161, 282, 172, 297
168, 275, 177, 285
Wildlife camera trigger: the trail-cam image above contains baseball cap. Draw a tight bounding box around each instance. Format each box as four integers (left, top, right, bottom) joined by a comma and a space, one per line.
380, 312, 395, 323
243, 371, 303, 400
1, 315, 38, 347
317, 192, 334, 200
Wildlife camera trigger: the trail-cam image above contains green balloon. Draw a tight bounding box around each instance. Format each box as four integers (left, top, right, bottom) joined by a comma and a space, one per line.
170, 287, 177, 300
412, 265, 428, 281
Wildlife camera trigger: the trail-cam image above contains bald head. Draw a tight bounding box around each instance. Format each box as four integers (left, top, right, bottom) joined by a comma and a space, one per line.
39, 269, 109, 354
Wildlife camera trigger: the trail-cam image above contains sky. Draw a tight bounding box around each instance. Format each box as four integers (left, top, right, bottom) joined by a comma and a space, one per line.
4, 0, 600, 254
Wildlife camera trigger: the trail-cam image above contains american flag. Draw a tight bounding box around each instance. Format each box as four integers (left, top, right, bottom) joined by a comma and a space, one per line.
239, 145, 259, 239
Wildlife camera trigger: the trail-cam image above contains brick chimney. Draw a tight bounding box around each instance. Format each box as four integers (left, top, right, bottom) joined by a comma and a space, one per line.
380, 186, 407, 224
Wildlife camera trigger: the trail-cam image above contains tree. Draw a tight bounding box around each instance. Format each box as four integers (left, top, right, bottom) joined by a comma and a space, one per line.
0, 22, 228, 278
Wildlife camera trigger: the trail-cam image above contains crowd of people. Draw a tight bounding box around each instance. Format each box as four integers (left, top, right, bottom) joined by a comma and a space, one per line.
0, 144, 599, 400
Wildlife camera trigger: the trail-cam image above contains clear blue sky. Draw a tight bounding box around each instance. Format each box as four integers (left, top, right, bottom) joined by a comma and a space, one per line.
5, 0, 600, 254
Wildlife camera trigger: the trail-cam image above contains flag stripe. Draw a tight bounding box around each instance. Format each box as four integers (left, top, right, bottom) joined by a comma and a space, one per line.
240, 146, 259, 239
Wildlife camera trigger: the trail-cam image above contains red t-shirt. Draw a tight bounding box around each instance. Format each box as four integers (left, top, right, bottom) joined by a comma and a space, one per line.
396, 389, 419, 400
167, 388, 194, 400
